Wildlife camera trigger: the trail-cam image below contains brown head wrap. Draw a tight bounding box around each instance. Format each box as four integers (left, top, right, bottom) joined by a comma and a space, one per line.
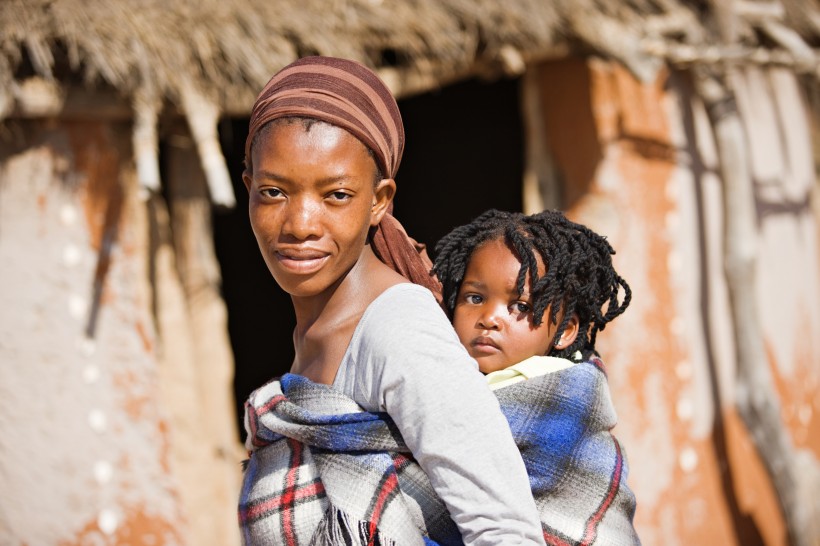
245, 56, 441, 300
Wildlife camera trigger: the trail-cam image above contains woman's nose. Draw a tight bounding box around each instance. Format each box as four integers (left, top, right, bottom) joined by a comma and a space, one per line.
281, 197, 322, 240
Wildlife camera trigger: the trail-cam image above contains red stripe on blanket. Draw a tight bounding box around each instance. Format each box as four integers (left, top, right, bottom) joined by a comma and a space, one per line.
366, 469, 400, 545
250, 394, 287, 448
579, 436, 624, 545
239, 479, 326, 522
282, 438, 303, 546
392, 453, 412, 470
259, 394, 287, 414
543, 529, 574, 546
589, 356, 608, 377
542, 435, 624, 546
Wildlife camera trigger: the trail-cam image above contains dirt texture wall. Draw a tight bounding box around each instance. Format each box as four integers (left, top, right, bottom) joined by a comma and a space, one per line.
0, 120, 242, 546
531, 58, 820, 545
0, 121, 186, 544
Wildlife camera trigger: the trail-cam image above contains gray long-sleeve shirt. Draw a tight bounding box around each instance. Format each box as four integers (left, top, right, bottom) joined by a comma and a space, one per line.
333, 283, 546, 545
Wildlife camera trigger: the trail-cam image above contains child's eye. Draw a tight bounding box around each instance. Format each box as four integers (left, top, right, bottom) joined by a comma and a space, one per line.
464, 294, 483, 305
512, 301, 531, 314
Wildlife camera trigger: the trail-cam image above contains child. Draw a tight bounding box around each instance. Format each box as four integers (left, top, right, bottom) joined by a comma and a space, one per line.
433, 207, 631, 378
432, 209, 641, 545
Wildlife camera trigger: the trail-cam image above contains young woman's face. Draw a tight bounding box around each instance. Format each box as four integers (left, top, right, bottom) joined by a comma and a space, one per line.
452, 238, 558, 374
243, 121, 392, 299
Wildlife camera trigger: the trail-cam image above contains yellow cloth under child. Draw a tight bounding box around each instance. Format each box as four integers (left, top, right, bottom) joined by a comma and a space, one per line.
486, 355, 575, 391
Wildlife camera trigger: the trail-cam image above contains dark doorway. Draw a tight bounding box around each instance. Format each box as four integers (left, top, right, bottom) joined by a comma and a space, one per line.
393, 76, 524, 251
214, 76, 524, 439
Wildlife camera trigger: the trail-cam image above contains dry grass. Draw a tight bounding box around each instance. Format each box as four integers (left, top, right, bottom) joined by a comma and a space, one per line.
1, 0, 818, 110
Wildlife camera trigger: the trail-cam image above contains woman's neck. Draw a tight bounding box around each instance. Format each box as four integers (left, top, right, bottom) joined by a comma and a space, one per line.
288, 244, 408, 384
290, 245, 378, 332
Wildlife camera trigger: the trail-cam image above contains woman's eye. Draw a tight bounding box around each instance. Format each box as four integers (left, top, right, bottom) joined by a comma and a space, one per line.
329, 191, 351, 201
261, 188, 283, 199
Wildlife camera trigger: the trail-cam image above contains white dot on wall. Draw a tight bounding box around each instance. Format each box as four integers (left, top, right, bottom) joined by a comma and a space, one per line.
667, 251, 682, 272
665, 211, 680, 233
670, 317, 685, 337
679, 447, 698, 473
98, 509, 119, 535
137, 186, 152, 202
83, 365, 100, 384
676, 398, 694, 421
666, 180, 680, 201
94, 460, 113, 485
60, 204, 78, 226
798, 404, 812, 426
676, 361, 693, 381
62, 245, 82, 267
88, 410, 107, 433
68, 295, 87, 320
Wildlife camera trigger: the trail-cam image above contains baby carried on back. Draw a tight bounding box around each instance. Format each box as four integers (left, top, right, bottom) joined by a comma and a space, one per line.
239, 210, 640, 545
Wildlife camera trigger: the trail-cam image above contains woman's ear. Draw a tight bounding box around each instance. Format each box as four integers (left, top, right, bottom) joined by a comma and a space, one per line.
242, 169, 253, 194
371, 178, 396, 226
555, 314, 580, 350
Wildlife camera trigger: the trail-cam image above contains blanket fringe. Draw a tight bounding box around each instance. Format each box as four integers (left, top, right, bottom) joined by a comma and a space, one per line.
311, 506, 398, 546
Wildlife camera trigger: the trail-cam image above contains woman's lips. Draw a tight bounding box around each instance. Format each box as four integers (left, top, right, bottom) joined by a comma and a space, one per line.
275, 250, 330, 274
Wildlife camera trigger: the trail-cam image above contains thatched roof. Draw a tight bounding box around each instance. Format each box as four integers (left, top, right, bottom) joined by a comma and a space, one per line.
2, 0, 819, 206
4, 0, 820, 115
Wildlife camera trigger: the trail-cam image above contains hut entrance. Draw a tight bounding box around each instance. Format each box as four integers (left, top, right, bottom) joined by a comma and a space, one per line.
215, 76, 524, 436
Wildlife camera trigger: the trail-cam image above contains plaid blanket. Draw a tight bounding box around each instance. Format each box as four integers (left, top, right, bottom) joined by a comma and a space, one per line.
239, 358, 639, 545
496, 357, 640, 546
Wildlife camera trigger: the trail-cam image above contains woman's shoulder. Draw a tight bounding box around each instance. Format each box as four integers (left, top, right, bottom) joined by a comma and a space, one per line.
352, 283, 453, 347
359, 283, 445, 328
368, 282, 437, 307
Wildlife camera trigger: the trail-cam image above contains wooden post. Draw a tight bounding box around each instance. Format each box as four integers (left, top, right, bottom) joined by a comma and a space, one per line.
149, 123, 242, 546
520, 67, 562, 214
132, 86, 162, 195
693, 65, 809, 546
179, 82, 236, 208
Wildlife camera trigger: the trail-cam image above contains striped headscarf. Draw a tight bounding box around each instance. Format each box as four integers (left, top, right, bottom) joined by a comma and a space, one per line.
245, 56, 441, 299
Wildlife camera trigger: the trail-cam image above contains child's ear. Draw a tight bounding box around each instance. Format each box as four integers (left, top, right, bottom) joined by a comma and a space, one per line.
554, 314, 580, 350
370, 178, 396, 226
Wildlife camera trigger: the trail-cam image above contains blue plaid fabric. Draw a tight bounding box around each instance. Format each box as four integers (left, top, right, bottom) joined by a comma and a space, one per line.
240, 359, 639, 546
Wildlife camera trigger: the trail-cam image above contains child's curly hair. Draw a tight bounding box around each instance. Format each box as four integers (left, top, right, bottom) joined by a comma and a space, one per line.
432, 209, 631, 360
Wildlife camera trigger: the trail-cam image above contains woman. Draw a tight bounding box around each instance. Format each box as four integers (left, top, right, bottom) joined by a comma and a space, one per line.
238, 56, 545, 545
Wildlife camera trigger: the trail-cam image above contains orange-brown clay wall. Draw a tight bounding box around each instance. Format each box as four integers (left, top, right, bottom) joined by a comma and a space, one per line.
0, 121, 186, 545
534, 58, 820, 544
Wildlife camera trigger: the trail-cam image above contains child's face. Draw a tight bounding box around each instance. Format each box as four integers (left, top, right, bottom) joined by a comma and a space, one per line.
243, 121, 392, 299
453, 239, 557, 374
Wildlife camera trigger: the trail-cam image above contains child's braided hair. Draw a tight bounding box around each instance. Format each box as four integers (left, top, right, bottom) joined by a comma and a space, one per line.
432, 209, 631, 360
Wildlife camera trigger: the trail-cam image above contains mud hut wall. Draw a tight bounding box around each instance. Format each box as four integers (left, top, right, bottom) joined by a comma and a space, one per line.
158, 122, 243, 546
0, 117, 241, 546
0, 120, 187, 544
527, 58, 820, 545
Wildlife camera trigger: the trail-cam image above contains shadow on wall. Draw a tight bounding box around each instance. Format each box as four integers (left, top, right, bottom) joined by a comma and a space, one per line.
213, 77, 525, 439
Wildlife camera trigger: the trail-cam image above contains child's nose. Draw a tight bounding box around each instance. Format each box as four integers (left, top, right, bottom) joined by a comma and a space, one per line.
477, 310, 501, 330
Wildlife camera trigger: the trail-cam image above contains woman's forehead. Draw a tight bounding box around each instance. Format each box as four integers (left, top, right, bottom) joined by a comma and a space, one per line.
258, 122, 369, 160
